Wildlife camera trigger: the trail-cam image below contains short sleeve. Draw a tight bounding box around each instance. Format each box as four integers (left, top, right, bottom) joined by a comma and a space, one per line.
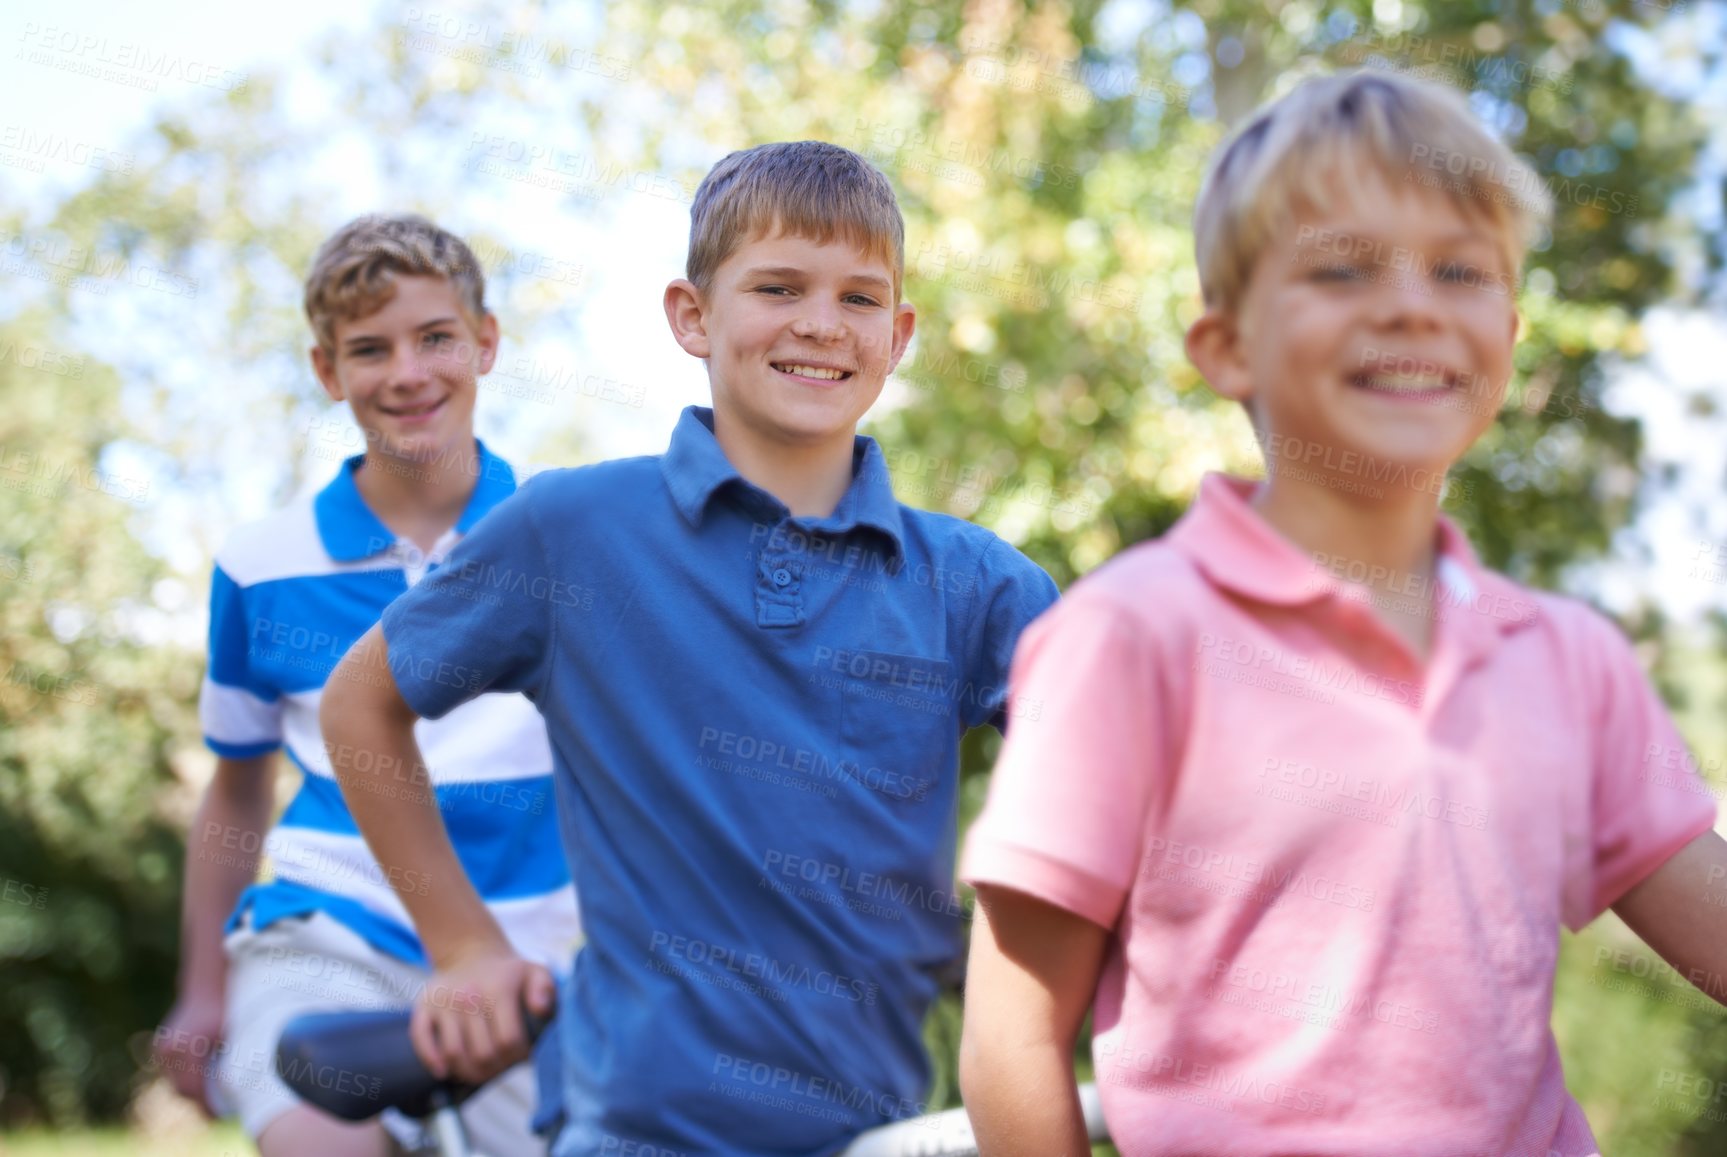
959, 536, 1061, 732
200, 563, 283, 758
960, 593, 1162, 930
1564, 609, 1719, 930
380, 480, 557, 721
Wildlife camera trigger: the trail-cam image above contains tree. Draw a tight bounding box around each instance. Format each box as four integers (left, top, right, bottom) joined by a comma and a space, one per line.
0, 301, 192, 1125
571, 1, 1724, 1151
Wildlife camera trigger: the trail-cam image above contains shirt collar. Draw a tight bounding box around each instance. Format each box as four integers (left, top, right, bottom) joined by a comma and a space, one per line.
1168, 472, 1535, 633
660, 406, 906, 560
314, 438, 516, 562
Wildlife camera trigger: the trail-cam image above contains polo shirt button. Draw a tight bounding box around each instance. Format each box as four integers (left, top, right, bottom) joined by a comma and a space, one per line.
773, 568, 793, 587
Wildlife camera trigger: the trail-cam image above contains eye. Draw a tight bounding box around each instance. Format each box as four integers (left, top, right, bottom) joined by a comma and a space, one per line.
1433, 261, 1473, 283
1310, 264, 1367, 283
421, 332, 454, 347
754, 285, 793, 296
844, 293, 882, 307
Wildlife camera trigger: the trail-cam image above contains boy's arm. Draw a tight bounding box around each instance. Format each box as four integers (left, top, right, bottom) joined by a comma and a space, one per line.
1569, 605, 1721, 989
959, 590, 1163, 1151
963, 536, 1060, 733
321, 625, 553, 1084
1613, 830, 1727, 1001
154, 753, 275, 1113
961, 885, 1109, 1156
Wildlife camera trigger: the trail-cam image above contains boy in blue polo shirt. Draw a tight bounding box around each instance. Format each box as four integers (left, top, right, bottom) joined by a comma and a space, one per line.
156, 214, 579, 1156
320, 142, 1059, 1155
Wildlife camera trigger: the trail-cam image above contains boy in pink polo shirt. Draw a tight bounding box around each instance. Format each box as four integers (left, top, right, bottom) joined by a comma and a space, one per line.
956, 71, 1727, 1157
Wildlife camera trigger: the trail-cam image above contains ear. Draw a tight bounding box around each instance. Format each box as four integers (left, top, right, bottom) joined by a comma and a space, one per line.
474, 311, 500, 375
663, 278, 711, 359
884, 302, 917, 374
310, 343, 344, 404
1184, 307, 1254, 407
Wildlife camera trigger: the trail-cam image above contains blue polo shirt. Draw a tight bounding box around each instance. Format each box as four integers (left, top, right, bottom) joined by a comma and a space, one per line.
199, 441, 580, 970
381, 407, 1058, 1156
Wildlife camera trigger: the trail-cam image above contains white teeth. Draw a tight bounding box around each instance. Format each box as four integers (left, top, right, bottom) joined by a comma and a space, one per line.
1359, 375, 1450, 393
778, 364, 847, 381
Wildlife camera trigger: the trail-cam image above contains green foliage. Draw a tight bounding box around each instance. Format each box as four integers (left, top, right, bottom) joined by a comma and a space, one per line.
0, 307, 197, 1126
582, 0, 1724, 1150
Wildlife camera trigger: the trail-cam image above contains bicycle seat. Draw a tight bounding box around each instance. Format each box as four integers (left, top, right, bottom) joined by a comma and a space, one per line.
275, 1007, 546, 1121
275, 1008, 464, 1120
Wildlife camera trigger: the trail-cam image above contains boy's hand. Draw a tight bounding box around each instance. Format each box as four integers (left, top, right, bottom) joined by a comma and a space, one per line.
153, 992, 227, 1116
412, 945, 556, 1086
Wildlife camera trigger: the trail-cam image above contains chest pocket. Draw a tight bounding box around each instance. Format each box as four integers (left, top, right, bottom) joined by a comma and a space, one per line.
834, 649, 958, 805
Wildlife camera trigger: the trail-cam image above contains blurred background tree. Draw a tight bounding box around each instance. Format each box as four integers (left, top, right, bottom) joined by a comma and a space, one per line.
0, 301, 194, 1125
572, 1, 1724, 1150
0, 1, 1723, 1153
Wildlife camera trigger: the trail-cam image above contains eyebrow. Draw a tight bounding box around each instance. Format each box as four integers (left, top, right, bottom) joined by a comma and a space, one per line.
741, 265, 893, 292
1295, 227, 1497, 250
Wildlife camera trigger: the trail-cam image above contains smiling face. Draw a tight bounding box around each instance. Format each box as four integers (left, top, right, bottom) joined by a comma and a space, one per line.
1189, 167, 1521, 492
665, 229, 915, 452
310, 274, 498, 470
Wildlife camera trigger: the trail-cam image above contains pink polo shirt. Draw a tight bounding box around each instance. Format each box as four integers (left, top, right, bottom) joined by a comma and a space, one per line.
961, 474, 1717, 1157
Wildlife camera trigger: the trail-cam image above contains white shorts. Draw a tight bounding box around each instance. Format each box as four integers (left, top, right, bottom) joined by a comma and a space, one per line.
210, 910, 544, 1156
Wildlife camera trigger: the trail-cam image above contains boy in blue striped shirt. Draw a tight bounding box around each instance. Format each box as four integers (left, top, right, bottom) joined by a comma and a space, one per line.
155, 214, 578, 1156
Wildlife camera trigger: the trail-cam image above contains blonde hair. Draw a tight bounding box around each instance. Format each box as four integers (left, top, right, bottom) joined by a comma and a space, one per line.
304, 214, 488, 353
686, 141, 905, 301
1193, 69, 1552, 311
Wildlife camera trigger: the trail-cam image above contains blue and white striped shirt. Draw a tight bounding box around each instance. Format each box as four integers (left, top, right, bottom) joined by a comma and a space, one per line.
199, 440, 579, 968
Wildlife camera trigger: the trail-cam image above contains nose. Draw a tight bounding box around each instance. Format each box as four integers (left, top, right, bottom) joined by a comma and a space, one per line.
387, 339, 436, 390
1369, 271, 1445, 335
790, 298, 847, 343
